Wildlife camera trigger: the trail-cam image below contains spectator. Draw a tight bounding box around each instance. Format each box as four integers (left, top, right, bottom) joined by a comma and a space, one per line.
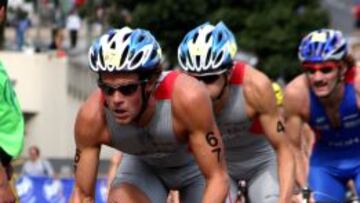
353, 3, 360, 30
14, 8, 31, 51
49, 27, 66, 57
66, 9, 81, 49
21, 146, 54, 177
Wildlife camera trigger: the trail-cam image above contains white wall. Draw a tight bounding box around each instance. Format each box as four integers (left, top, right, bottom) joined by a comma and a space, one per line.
0, 52, 116, 159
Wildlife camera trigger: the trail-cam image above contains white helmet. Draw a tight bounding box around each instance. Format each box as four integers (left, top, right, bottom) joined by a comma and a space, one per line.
178, 22, 237, 76
88, 27, 162, 73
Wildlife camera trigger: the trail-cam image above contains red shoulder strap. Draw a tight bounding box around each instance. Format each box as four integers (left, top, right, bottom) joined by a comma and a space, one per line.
230, 62, 246, 85
345, 67, 355, 84
155, 71, 180, 100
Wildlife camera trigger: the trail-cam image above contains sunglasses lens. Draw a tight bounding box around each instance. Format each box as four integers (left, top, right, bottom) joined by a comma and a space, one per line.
319, 67, 334, 74
196, 75, 220, 84
98, 82, 140, 96
118, 84, 139, 96
99, 84, 115, 95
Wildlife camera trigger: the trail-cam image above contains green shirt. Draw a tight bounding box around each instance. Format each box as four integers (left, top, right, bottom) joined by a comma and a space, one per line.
0, 61, 24, 158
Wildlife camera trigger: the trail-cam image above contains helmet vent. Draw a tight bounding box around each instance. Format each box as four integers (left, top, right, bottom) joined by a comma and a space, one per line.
193, 33, 199, 43
205, 49, 211, 66
132, 51, 143, 67
138, 35, 145, 43
123, 33, 131, 42
90, 52, 97, 67
120, 46, 129, 67
110, 41, 116, 49
215, 51, 223, 65
205, 32, 212, 43
180, 54, 186, 66
217, 33, 223, 43
333, 44, 346, 55
187, 51, 193, 67
330, 37, 337, 47
99, 47, 105, 67
108, 32, 115, 42
150, 50, 157, 60
196, 55, 200, 67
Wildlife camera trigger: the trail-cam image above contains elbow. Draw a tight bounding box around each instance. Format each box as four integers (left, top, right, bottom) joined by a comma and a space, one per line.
73, 184, 95, 202
206, 170, 230, 193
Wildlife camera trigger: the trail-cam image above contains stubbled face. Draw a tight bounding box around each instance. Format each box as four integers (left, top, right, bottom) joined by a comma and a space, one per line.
99, 72, 144, 124
302, 61, 342, 98
193, 74, 227, 101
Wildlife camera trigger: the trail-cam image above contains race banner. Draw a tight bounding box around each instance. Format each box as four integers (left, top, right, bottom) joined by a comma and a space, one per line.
15, 176, 108, 203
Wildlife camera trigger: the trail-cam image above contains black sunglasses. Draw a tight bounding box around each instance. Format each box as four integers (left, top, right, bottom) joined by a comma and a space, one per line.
304, 66, 337, 75
98, 80, 147, 96
195, 75, 221, 84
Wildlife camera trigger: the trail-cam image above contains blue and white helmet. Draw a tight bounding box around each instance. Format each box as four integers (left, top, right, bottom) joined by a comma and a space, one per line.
298, 29, 348, 63
178, 22, 237, 76
88, 27, 162, 73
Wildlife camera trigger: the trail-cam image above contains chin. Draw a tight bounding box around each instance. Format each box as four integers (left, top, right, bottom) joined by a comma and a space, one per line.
114, 117, 132, 125
313, 89, 332, 98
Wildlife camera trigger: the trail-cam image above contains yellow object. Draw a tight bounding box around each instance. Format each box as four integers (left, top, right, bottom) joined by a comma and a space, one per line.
272, 82, 284, 106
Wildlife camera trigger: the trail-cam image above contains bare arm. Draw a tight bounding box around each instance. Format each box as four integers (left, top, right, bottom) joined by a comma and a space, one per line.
174, 74, 229, 203
0, 164, 15, 203
244, 68, 294, 203
71, 95, 104, 202
283, 77, 310, 189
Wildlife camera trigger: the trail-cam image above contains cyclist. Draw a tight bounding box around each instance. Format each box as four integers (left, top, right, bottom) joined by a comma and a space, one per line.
0, 0, 25, 202
178, 22, 294, 203
284, 28, 360, 202
72, 27, 229, 203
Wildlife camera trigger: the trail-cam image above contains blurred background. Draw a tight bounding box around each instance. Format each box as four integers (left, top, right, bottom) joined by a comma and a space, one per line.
2, 0, 360, 198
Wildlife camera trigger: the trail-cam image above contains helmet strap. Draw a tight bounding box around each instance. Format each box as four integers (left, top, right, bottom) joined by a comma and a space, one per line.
134, 77, 159, 122
214, 73, 228, 101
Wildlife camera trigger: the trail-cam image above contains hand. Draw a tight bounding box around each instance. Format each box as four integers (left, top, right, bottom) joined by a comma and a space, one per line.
0, 184, 16, 203
291, 187, 315, 203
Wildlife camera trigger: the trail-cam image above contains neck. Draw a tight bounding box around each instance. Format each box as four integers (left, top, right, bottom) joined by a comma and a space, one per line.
214, 87, 229, 114
134, 94, 156, 127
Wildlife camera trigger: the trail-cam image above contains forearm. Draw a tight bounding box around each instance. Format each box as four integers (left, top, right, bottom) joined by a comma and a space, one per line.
201, 173, 229, 203
293, 146, 309, 188
276, 145, 295, 203
0, 164, 8, 188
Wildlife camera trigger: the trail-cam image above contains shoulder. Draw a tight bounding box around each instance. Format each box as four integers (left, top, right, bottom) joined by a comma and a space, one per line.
172, 73, 211, 106
284, 74, 309, 118
172, 73, 214, 127
243, 65, 272, 92
241, 65, 274, 109
75, 89, 107, 147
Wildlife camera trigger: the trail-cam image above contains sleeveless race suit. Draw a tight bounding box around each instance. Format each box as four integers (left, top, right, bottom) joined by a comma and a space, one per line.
0, 61, 24, 165
219, 62, 279, 203
106, 71, 205, 203
308, 68, 360, 202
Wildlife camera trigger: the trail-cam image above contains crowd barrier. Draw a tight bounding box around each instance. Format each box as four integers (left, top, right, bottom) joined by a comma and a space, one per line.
15, 175, 107, 203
